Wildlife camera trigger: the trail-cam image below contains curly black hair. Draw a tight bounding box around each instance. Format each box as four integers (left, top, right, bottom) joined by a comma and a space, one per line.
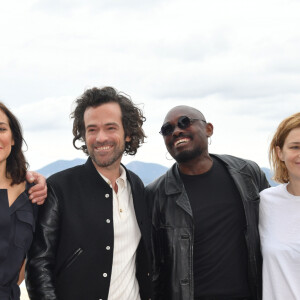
71, 86, 146, 155
0, 102, 28, 185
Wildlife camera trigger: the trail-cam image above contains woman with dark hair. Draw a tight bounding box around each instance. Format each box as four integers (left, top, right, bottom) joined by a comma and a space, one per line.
0, 102, 38, 300
259, 112, 300, 300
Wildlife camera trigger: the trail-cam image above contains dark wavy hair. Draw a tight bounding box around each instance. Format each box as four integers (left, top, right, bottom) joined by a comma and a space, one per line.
0, 102, 28, 185
71, 86, 146, 155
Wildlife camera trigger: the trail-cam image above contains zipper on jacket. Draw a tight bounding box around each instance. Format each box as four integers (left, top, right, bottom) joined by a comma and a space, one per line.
57, 247, 83, 277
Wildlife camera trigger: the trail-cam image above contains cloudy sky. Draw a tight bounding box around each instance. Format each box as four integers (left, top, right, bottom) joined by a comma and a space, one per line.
1, 0, 300, 171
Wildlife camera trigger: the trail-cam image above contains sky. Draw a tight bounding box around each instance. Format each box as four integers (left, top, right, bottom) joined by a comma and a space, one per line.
1, 0, 300, 171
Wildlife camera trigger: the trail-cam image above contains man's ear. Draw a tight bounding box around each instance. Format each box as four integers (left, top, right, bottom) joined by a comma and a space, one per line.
206, 123, 214, 137
125, 136, 131, 142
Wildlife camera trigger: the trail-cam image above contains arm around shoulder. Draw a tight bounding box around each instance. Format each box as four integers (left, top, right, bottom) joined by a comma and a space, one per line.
26, 183, 60, 300
26, 171, 47, 205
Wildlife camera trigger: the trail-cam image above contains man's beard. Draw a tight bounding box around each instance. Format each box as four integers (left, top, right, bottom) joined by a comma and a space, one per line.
89, 142, 125, 168
173, 147, 203, 163
167, 133, 203, 163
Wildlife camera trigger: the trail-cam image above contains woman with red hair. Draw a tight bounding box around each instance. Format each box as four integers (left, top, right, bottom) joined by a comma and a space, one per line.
259, 112, 300, 300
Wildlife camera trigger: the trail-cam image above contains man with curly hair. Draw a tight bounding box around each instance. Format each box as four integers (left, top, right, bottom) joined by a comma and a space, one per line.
26, 87, 152, 300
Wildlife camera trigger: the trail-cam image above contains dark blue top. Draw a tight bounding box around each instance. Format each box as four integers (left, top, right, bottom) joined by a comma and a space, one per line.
0, 185, 36, 300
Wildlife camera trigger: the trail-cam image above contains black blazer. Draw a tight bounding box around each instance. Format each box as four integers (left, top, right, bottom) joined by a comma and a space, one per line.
26, 157, 152, 300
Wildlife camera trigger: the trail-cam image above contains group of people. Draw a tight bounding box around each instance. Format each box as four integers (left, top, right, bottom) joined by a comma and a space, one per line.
0, 86, 299, 300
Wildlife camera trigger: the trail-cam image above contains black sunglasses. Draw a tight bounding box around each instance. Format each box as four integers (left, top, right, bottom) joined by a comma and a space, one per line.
159, 116, 206, 136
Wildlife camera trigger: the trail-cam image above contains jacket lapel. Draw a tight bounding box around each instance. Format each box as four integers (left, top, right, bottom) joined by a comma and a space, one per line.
165, 164, 193, 217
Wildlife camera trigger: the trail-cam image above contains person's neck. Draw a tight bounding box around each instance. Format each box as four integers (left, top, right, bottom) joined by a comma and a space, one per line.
287, 179, 300, 196
178, 153, 213, 175
93, 160, 121, 193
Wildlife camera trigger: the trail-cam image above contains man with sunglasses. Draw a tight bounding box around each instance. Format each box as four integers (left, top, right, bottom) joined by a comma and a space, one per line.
146, 105, 269, 300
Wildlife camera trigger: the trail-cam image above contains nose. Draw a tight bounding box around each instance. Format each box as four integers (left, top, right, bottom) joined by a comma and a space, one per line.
95, 130, 108, 143
172, 124, 183, 136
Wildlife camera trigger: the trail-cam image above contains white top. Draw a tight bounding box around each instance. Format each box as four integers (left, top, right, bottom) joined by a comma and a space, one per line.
259, 183, 300, 300
99, 166, 141, 300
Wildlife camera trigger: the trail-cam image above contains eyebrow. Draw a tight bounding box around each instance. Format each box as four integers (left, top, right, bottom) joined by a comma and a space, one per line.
105, 122, 119, 127
86, 122, 120, 128
287, 141, 300, 145
0, 122, 8, 125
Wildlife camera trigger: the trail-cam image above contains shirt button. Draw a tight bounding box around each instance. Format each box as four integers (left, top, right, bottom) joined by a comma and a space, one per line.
105, 194, 109, 198
106, 246, 110, 250
106, 219, 111, 223
103, 273, 107, 277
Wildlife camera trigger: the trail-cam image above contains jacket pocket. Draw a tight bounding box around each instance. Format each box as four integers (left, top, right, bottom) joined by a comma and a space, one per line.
14, 210, 34, 250
57, 248, 83, 278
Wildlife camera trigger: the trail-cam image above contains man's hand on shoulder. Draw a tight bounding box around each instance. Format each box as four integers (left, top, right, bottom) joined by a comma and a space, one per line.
26, 171, 47, 205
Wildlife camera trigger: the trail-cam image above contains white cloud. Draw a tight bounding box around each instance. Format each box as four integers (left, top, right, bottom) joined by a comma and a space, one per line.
1, 0, 300, 171
13, 96, 74, 131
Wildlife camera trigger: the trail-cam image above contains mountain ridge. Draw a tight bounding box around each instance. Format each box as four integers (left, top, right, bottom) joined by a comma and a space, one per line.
36, 158, 276, 186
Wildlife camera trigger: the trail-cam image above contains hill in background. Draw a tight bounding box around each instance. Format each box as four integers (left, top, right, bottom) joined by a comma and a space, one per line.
261, 167, 277, 187
126, 161, 168, 185
37, 159, 276, 186
36, 158, 86, 178
36, 158, 168, 185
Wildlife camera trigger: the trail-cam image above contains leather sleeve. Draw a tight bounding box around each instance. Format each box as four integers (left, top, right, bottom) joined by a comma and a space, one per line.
259, 169, 270, 191
25, 184, 60, 300
145, 187, 165, 300
246, 160, 271, 192
151, 226, 165, 300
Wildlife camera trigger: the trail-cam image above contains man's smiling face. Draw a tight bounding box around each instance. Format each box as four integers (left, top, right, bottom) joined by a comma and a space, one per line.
84, 102, 131, 170
162, 106, 212, 163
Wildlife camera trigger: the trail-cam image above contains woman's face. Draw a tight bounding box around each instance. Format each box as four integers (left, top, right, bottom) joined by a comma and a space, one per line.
0, 109, 14, 166
277, 127, 300, 182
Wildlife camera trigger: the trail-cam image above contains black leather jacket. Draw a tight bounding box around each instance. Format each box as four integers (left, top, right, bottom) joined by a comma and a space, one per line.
146, 154, 270, 300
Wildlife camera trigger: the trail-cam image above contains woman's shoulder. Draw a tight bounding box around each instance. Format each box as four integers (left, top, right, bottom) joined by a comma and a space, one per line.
260, 183, 287, 200
260, 183, 285, 196
17, 181, 27, 193
5, 181, 27, 206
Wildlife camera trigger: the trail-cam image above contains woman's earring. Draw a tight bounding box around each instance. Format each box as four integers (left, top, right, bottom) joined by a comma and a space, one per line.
208, 136, 212, 145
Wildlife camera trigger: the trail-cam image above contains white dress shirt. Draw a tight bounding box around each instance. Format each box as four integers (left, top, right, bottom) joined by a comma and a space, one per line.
99, 166, 141, 300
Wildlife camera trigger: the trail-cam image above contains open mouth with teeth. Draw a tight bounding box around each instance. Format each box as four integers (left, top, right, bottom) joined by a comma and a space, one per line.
95, 145, 113, 151
174, 138, 190, 147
